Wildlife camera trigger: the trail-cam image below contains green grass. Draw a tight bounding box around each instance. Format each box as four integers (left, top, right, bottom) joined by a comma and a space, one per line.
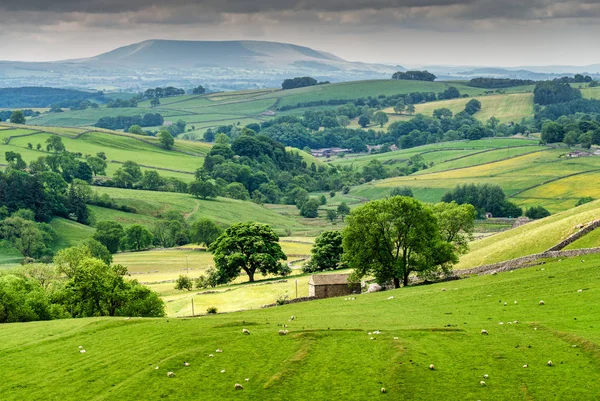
353, 146, 600, 212
564, 226, 600, 250
49, 218, 95, 251
384, 93, 534, 124
456, 199, 600, 269
0, 254, 598, 400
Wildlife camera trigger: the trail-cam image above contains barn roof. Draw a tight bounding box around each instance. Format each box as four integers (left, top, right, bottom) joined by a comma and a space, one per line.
308, 274, 353, 286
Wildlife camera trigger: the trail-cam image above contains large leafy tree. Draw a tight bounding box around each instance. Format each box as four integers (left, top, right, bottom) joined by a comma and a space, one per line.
304, 230, 344, 273
209, 222, 287, 283
124, 224, 153, 251
344, 196, 457, 288
93, 221, 125, 254
190, 218, 222, 247
430, 201, 476, 254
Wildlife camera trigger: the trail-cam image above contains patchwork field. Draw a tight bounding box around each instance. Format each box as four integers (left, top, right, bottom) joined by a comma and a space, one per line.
23, 80, 535, 132
350, 147, 600, 212
1, 254, 598, 400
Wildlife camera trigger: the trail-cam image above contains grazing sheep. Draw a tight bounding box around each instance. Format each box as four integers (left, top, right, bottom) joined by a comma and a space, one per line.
387, 296, 394, 300
283, 324, 288, 328
368, 332, 372, 335
370, 337, 376, 340
245, 378, 250, 382
167, 372, 175, 377
513, 320, 520, 324
539, 300, 545, 305
80, 350, 86, 354
483, 374, 489, 379
380, 388, 386, 393
216, 349, 223, 353
373, 330, 381, 334
514, 301, 518, 304
209, 354, 214, 357
480, 381, 486, 386
155, 366, 159, 370
499, 322, 504, 325
481, 329, 489, 335
242, 328, 250, 335
523, 364, 528, 368
504, 302, 507, 306
234, 383, 244, 390
429, 364, 435, 370
577, 289, 583, 293
183, 362, 190, 367
278, 330, 287, 335
78, 346, 83, 349
290, 315, 295, 321
441, 288, 447, 292
393, 337, 399, 340
221, 369, 226, 373
547, 360, 553, 366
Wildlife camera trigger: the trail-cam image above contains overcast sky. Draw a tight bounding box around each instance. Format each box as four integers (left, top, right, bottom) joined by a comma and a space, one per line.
1, 0, 600, 66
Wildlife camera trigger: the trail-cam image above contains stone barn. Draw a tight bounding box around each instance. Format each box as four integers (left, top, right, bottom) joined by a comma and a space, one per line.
308, 274, 361, 299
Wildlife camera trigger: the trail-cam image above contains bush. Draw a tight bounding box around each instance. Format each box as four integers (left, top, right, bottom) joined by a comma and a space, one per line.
174, 275, 193, 291
206, 306, 218, 314
525, 206, 551, 220
576, 197, 594, 207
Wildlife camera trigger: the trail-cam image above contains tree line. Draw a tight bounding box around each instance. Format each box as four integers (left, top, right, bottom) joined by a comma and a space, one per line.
391, 70, 437, 81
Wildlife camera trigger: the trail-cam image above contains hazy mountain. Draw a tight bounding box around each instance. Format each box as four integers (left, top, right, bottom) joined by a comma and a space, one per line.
0, 40, 398, 90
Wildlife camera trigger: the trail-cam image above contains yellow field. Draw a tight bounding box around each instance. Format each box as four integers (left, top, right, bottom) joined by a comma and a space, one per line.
386, 93, 534, 124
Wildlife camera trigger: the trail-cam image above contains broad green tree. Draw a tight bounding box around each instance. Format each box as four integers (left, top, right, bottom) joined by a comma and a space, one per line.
344, 197, 457, 288
93, 221, 125, 254
209, 222, 287, 283
9, 110, 26, 124
158, 129, 174, 150
189, 180, 218, 199
337, 202, 350, 222
374, 112, 389, 128
304, 230, 344, 273
190, 218, 222, 247
430, 202, 476, 254
124, 224, 153, 251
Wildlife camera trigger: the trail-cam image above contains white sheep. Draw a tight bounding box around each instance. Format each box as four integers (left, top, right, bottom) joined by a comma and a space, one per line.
242, 328, 250, 335
513, 320, 520, 324
441, 288, 447, 292
278, 330, 287, 335
370, 337, 376, 340
504, 302, 507, 306
235, 383, 244, 390
245, 378, 250, 382
167, 372, 175, 377
539, 300, 545, 305
429, 364, 434, 370
523, 364, 528, 368
80, 349, 86, 354
514, 300, 518, 304
209, 354, 214, 357
547, 360, 553, 366
155, 366, 159, 370
483, 374, 489, 379
216, 349, 223, 353
577, 289, 583, 293
481, 329, 489, 335
480, 381, 486, 386
221, 369, 226, 373
183, 362, 190, 367
78, 346, 83, 349
290, 315, 295, 321
387, 296, 394, 300
380, 388, 386, 393
393, 337, 399, 340
373, 330, 381, 334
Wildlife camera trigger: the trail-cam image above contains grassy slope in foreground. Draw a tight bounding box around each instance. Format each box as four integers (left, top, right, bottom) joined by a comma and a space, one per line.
0, 255, 598, 400
456, 199, 600, 269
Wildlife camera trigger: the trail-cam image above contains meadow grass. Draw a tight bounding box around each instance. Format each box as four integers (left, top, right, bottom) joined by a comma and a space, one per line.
564, 226, 600, 250
0, 254, 598, 400
456, 199, 600, 268
50, 218, 95, 251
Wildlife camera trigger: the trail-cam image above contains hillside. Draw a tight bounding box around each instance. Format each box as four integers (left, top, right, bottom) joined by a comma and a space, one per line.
0, 123, 209, 180
0, 255, 598, 400
456, 199, 600, 269
26, 79, 534, 131
347, 144, 600, 213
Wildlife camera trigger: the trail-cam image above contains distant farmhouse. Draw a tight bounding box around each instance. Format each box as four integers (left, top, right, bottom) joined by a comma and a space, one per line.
311, 148, 351, 158
308, 274, 361, 299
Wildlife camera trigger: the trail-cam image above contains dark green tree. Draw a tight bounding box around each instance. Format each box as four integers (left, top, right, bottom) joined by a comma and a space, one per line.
337, 202, 350, 222
9, 110, 26, 124
93, 221, 125, 254
158, 129, 174, 150
304, 230, 344, 273
209, 222, 287, 283
190, 218, 223, 247
124, 224, 153, 251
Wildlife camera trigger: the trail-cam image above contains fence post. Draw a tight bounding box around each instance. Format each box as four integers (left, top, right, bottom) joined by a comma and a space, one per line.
191, 298, 195, 317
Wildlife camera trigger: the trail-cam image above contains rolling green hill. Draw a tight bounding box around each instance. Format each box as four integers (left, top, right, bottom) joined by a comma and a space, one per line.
25, 80, 535, 133
0, 123, 209, 180
348, 145, 600, 213
0, 254, 598, 400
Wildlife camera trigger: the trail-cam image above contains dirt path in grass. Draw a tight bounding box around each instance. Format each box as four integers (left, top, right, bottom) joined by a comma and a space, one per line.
184, 200, 200, 220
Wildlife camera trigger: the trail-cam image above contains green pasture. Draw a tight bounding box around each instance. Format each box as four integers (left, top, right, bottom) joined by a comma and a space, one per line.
456, 199, 600, 268
0, 253, 598, 400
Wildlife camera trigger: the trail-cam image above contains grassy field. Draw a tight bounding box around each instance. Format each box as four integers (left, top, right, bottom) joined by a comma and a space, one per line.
23, 80, 535, 132
350, 147, 600, 212
0, 253, 598, 400
0, 123, 209, 179
456, 199, 600, 269
380, 93, 534, 125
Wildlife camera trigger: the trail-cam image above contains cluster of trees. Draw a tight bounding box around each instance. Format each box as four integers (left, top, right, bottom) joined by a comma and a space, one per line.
0, 240, 164, 323
95, 113, 164, 131
281, 77, 329, 90
554, 75, 594, 84
391, 70, 437, 81
106, 98, 138, 108
539, 114, 600, 147
467, 78, 535, 89
0, 87, 108, 109
0, 109, 40, 123
142, 87, 185, 100
101, 160, 188, 193
441, 183, 522, 218
93, 215, 223, 255
533, 81, 582, 105
192, 85, 206, 95
0, 208, 56, 261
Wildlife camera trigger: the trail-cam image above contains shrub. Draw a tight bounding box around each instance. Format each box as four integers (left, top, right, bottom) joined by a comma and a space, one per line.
206, 306, 218, 314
